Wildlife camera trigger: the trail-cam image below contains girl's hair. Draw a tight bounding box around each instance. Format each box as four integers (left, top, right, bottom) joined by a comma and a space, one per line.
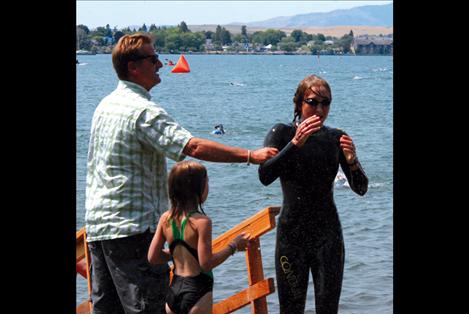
292, 74, 332, 123
112, 33, 153, 80
168, 161, 207, 220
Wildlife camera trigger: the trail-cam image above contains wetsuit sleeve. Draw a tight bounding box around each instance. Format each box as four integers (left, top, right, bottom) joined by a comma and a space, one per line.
339, 135, 368, 196
258, 124, 299, 186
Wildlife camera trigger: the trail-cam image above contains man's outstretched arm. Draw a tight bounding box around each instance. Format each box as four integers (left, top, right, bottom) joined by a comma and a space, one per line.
183, 137, 278, 164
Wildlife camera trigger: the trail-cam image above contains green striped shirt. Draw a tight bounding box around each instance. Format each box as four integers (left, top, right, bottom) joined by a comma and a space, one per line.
85, 80, 193, 242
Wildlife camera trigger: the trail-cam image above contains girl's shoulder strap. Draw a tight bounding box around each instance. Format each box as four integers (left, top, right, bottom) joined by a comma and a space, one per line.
170, 217, 180, 240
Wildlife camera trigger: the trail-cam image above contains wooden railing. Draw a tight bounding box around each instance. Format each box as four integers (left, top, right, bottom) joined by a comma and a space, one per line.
76, 228, 93, 314
76, 206, 280, 314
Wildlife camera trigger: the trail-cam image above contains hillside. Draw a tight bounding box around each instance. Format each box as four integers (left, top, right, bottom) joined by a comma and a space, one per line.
244, 3, 393, 28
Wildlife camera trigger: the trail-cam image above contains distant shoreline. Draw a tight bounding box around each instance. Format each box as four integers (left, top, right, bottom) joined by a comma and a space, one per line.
188, 25, 393, 37
81, 51, 391, 56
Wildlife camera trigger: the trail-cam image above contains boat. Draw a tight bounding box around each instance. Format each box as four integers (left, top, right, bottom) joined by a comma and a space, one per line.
76, 50, 95, 55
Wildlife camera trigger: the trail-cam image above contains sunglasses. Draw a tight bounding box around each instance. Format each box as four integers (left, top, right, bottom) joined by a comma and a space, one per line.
303, 98, 331, 107
130, 54, 159, 64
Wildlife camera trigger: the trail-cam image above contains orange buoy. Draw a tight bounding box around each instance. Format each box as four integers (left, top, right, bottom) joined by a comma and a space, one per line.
171, 54, 190, 73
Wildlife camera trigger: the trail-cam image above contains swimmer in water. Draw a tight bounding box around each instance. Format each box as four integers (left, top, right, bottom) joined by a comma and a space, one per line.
258, 74, 368, 314
212, 124, 225, 135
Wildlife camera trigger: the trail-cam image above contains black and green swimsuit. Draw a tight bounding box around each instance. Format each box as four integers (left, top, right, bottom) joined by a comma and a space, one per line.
166, 212, 213, 314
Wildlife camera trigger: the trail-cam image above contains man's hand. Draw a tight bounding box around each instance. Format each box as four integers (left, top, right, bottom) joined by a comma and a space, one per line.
250, 147, 279, 164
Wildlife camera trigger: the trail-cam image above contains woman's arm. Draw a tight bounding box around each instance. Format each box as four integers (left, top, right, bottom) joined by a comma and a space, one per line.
339, 134, 368, 196
258, 124, 297, 186
258, 141, 298, 186
259, 117, 321, 186
197, 217, 249, 271
147, 214, 172, 265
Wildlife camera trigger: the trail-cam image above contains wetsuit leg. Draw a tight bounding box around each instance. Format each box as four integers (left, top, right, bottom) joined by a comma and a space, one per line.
310, 233, 345, 314
275, 228, 310, 313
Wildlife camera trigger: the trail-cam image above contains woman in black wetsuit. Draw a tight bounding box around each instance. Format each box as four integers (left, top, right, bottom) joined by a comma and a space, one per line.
258, 75, 368, 314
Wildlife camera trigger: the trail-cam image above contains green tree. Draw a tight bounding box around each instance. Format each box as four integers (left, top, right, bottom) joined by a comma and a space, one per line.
139, 23, 148, 32
212, 25, 231, 45
76, 26, 91, 50
94, 26, 108, 37
204, 31, 214, 39
290, 29, 303, 42
214, 25, 223, 44
179, 21, 190, 33
180, 32, 205, 51
232, 34, 243, 43
338, 31, 354, 54
113, 31, 125, 43
165, 33, 183, 52
77, 24, 90, 34
105, 24, 112, 37
317, 33, 326, 42
278, 37, 297, 52
241, 25, 247, 37
252, 29, 286, 45
151, 28, 168, 50
221, 28, 232, 45
149, 24, 157, 32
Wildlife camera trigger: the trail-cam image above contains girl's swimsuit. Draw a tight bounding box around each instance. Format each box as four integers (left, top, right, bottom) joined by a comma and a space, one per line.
258, 123, 368, 314
166, 212, 214, 314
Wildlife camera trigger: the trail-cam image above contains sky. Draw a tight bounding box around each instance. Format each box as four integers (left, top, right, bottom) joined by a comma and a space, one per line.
76, 1, 392, 29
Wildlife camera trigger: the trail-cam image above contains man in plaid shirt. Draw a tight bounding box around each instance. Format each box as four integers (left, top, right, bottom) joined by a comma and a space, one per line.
85, 34, 278, 314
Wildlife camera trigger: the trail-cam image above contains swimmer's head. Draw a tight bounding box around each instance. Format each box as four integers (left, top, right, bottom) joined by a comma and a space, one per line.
293, 75, 332, 123
168, 161, 208, 219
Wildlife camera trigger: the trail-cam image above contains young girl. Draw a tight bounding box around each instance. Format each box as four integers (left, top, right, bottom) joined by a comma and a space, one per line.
148, 160, 250, 314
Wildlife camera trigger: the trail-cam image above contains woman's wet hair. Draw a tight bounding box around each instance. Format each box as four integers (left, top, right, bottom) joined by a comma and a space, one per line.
168, 161, 207, 220
112, 33, 153, 80
292, 75, 332, 123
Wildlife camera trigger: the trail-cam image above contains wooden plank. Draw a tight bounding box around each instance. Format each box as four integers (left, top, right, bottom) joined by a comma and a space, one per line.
76, 227, 94, 314
84, 238, 93, 308
212, 206, 280, 253
245, 238, 267, 314
213, 278, 275, 314
76, 227, 86, 262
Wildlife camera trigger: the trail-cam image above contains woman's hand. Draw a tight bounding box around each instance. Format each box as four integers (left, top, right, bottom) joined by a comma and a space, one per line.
231, 232, 251, 252
339, 135, 357, 164
291, 115, 323, 147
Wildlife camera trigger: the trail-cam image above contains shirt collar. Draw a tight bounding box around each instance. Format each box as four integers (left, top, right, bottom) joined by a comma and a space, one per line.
117, 80, 152, 100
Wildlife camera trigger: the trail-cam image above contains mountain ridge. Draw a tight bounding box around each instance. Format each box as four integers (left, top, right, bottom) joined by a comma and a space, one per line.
230, 3, 393, 28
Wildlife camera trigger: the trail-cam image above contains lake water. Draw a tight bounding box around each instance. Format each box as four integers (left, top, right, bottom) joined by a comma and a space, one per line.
77, 54, 393, 313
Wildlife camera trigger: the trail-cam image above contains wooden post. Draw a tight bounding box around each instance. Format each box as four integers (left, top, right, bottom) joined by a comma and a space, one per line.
76, 228, 93, 314
84, 237, 93, 313
245, 238, 267, 314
